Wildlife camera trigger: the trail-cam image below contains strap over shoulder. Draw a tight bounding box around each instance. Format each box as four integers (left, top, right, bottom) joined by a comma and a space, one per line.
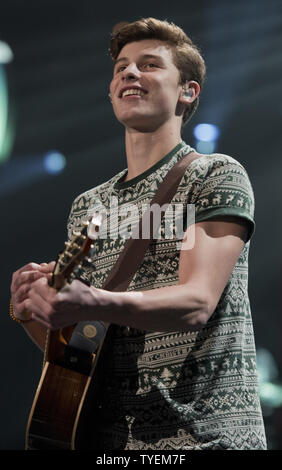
68, 150, 203, 354
103, 150, 203, 292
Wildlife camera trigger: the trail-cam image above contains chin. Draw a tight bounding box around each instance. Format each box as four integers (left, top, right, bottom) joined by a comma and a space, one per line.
118, 113, 168, 133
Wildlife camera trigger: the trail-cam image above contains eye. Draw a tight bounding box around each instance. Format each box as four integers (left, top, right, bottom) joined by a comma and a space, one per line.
144, 63, 158, 69
115, 65, 127, 74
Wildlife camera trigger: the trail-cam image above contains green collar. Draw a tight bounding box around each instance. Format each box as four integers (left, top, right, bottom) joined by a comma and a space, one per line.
114, 141, 187, 190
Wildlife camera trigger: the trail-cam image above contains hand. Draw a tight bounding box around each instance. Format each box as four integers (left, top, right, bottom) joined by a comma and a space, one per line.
26, 278, 98, 330
10, 261, 56, 322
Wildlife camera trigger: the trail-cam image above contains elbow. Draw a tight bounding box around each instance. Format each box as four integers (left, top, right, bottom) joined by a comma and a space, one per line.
194, 310, 210, 329
196, 309, 211, 328
199, 297, 215, 326
183, 297, 214, 331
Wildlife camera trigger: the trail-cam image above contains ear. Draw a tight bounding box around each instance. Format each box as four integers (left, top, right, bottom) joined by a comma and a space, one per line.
178, 80, 201, 105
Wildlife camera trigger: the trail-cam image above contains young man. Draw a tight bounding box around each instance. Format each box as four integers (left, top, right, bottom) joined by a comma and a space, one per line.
10, 18, 266, 450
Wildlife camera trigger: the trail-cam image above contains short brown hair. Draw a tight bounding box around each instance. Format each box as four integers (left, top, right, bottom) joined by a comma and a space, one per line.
109, 17, 206, 125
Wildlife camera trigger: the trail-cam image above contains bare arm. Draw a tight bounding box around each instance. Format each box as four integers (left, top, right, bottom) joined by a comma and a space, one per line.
21, 319, 47, 352
94, 216, 248, 330
26, 217, 248, 332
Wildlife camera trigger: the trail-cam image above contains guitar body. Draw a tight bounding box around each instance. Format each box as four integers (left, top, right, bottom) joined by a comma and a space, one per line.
26, 362, 91, 450
26, 325, 107, 450
25, 217, 107, 450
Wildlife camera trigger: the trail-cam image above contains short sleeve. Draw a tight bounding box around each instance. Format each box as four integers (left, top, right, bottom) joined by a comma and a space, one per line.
194, 154, 255, 242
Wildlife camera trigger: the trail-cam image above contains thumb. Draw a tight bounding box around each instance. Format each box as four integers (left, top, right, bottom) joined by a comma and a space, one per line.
39, 261, 56, 273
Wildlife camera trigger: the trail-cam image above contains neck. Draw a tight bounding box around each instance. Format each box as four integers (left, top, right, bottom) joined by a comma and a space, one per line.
124, 122, 182, 181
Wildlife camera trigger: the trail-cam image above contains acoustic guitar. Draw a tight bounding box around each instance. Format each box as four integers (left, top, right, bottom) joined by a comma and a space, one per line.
25, 215, 107, 450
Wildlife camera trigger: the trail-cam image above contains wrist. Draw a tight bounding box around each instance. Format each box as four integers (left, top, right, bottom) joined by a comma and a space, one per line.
9, 299, 32, 324
89, 286, 131, 325
92, 286, 143, 328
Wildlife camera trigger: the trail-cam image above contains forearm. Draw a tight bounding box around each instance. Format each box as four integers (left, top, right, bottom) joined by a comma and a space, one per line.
94, 283, 210, 332
21, 321, 47, 352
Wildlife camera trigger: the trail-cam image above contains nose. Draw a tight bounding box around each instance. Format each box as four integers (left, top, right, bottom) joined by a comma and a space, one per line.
121, 62, 140, 81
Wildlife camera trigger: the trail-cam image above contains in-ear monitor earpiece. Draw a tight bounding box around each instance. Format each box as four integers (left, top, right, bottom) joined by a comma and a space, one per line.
183, 88, 193, 99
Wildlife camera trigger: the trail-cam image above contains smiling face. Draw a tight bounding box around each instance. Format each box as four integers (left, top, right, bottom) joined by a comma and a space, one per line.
109, 39, 184, 132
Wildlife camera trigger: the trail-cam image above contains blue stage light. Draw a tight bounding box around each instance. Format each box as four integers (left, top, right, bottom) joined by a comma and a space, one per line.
0, 64, 15, 164
43, 151, 66, 174
195, 141, 216, 154
0, 41, 13, 64
193, 123, 220, 142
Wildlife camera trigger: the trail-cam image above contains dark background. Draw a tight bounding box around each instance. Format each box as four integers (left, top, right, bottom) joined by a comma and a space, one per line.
1, 0, 282, 450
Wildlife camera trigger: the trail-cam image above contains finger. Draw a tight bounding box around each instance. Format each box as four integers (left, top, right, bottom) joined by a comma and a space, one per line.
12, 270, 46, 293
26, 289, 53, 324
29, 303, 52, 329
11, 263, 40, 290
25, 295, 59, 330
39, 261, 56, 273
15, 297, 32, 319
29, 276, 49, 294
29, 277, 58, 307
14, 282, 32, 304
14, 276, 52, 304
13, 262, 41, 277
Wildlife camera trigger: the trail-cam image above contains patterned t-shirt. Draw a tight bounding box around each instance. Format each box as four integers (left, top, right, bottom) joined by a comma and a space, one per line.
67, 141, 266, 450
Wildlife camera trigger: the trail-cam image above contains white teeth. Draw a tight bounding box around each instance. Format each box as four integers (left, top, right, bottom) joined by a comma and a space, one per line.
122, 89, 145, 98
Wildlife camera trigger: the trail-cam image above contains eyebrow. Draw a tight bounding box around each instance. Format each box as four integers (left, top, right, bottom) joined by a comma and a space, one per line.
114, 54, 165, 67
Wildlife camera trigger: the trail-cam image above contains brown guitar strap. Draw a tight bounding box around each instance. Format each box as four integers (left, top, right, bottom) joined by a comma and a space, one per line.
68, 150, 202, 353
102, 150, 202, 292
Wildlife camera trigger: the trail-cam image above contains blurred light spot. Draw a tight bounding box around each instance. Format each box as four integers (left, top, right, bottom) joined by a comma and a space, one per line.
196, 141, 216, 154
0, 65, 9, 163
259, 382, 282, 408
257, 348, 279, 383
0, 41, 13, 64
43, 151, 66, 174
193, 123, 220, 142
256, 348, 282, 411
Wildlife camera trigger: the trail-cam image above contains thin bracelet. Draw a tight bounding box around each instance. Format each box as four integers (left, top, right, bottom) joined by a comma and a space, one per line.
9, 299, 31, 324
